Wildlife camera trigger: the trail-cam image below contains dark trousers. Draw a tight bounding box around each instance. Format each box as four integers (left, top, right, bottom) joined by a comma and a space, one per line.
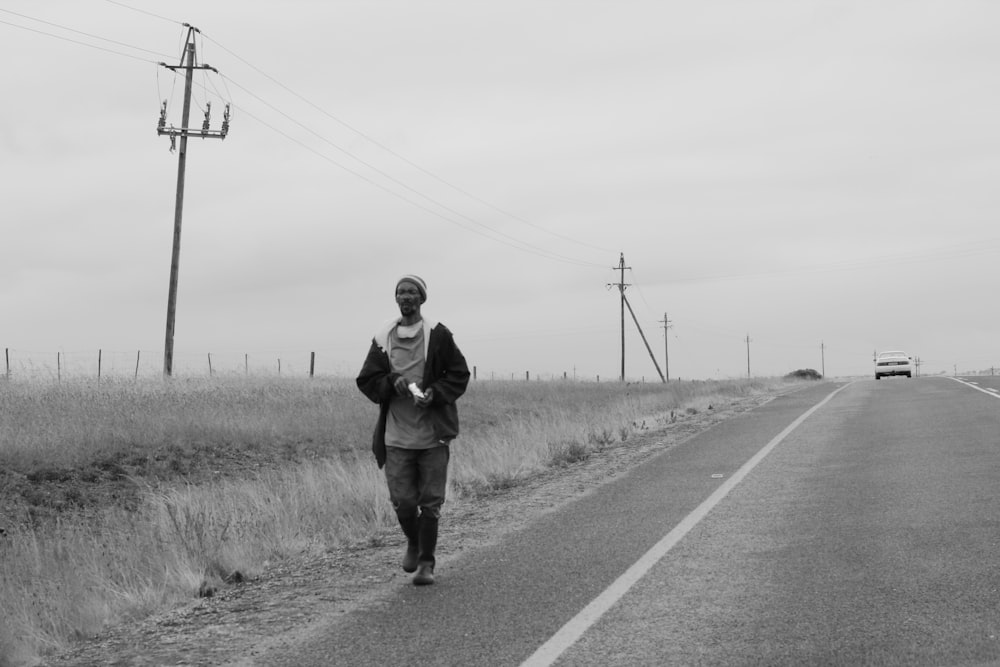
384, 444, 450, 520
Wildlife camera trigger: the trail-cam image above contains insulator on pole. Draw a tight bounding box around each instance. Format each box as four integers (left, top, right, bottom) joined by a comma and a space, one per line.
202, 102, 211, 135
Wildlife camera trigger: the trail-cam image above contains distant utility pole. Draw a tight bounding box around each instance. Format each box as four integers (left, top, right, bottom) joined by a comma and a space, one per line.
605, 253, 665, 383
745, 334, 752, 378
157, 24, 231, 377
660, 312, 673, 381
609, 253, 631, 382
821, 340, 826, 378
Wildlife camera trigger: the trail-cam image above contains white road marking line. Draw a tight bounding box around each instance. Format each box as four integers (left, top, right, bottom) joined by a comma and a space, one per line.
520, 383, 852, 667
948, 377, 1000, 399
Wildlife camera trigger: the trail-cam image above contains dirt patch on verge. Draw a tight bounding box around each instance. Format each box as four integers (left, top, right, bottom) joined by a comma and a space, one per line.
38, 394, 775, 667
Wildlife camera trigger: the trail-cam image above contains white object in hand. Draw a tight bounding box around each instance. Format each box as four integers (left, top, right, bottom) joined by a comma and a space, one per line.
408, 382, 426, 399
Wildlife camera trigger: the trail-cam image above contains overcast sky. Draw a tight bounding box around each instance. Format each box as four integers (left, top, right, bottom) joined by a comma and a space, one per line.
2, 1, 998, 381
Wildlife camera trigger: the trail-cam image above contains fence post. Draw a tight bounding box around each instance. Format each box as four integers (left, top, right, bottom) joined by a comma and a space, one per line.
98, 349, 102, 384
57, 352, 61, 383
208, 353, 213, 377
310, 351, 315, 378
4, 348, 8, 381
135, 350, 141, 379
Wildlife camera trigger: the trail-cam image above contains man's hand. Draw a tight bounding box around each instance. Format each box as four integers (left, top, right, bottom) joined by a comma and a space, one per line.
415, 386, 434, 408
393, 376, 409, 397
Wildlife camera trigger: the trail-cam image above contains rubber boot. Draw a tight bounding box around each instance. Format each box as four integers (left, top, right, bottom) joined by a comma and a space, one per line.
412, 515, 438, 586
398, 515, 420, 574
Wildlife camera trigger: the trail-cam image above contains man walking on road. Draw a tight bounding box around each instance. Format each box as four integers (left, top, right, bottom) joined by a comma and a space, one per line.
356, 275, 470, 585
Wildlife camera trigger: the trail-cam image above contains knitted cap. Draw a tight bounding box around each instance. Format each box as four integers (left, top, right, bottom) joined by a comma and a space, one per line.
395, 275, 427, 303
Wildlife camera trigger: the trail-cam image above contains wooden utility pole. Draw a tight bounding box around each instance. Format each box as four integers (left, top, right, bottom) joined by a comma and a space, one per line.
821, 340, 826, 378
157, 25, 230, 377
609, 253, 631, 381
605, 254, 664, 383
745, 334, 752, 378
660, 312, 673, 381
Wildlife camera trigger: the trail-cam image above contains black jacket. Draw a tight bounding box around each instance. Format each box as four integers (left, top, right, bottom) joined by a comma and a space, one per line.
356, 317, 470, 468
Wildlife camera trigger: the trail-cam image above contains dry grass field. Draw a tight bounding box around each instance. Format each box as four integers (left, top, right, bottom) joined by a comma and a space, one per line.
0, 375, 801, 666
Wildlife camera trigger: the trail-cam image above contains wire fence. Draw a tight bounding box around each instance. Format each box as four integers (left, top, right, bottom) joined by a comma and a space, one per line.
1, 348, 348, 382
1, 348, 622, 384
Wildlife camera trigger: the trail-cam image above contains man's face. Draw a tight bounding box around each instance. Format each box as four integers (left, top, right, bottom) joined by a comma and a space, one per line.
395, 282, 423, 316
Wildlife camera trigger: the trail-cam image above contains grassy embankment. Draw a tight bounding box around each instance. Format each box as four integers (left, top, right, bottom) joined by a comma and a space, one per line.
0, 375, 793, 665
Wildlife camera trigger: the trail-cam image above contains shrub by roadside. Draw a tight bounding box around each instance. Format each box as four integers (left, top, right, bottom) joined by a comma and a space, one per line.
784, 368, 822, 381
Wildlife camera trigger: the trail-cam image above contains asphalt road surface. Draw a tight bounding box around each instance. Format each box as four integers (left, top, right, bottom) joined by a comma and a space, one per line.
250, 377, 1000, 666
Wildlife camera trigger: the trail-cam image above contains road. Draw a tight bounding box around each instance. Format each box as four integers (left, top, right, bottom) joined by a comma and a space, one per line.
250, 377, 1000, 666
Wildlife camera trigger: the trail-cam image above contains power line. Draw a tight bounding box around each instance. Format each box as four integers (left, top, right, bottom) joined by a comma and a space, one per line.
222, 100, 604, 267
103, 0, 181, 26
7, 9, 614, 268
0, 9, 172, 60
198, 30, 617, 256
217, 73, 607, 268
160, 25, 613, 267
